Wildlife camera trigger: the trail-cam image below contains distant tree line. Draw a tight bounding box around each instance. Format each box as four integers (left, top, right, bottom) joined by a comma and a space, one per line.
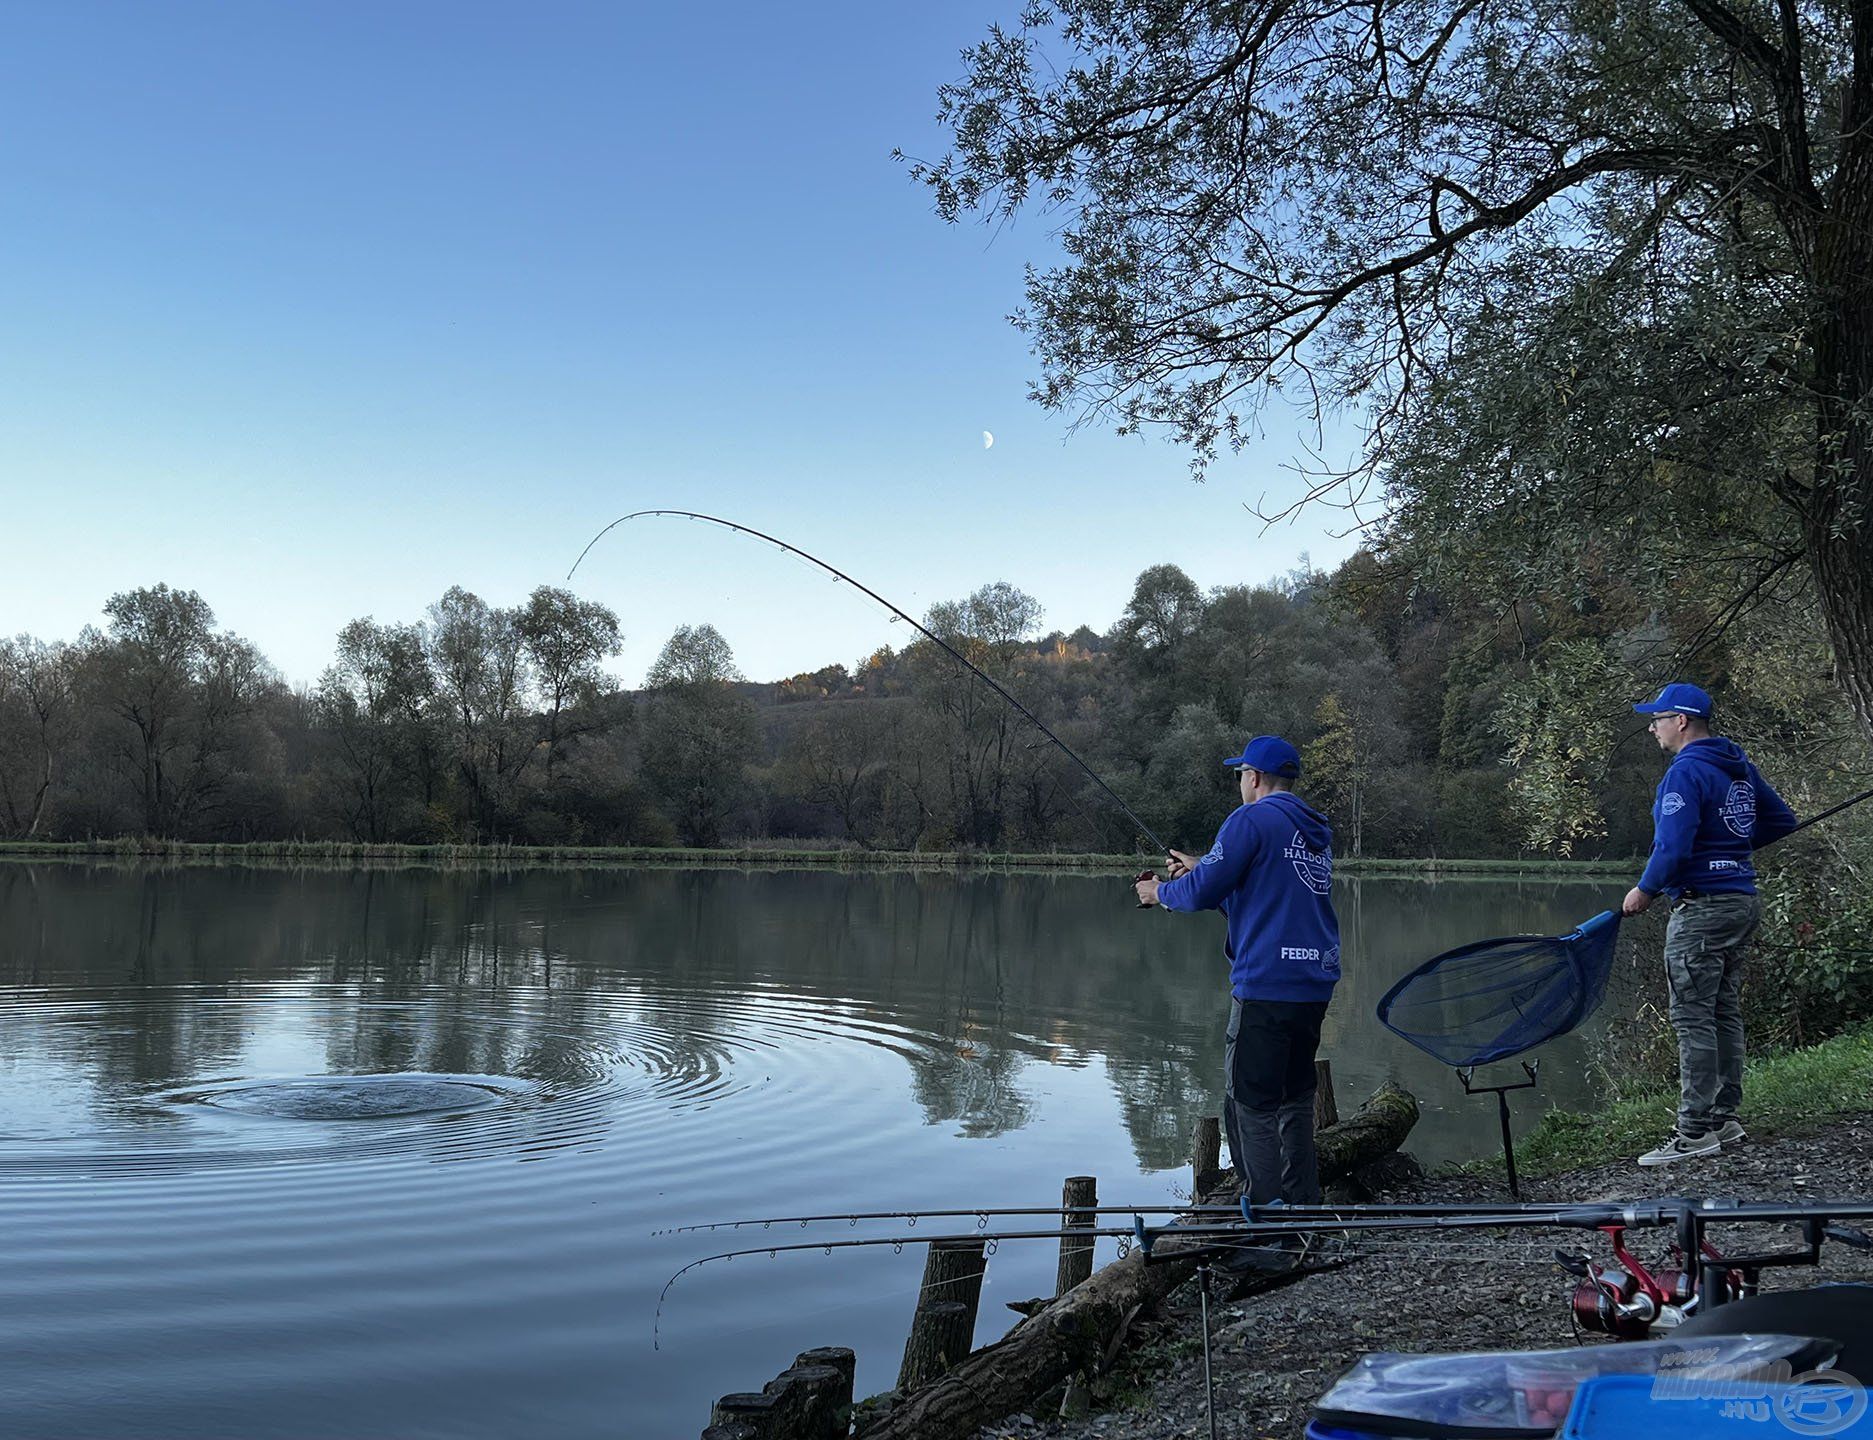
4, 547, 1860, 864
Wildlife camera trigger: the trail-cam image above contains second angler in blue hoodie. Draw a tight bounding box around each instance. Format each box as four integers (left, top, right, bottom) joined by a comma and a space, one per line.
1156, 791, 1342, 1001
1637, 738, 1798, 899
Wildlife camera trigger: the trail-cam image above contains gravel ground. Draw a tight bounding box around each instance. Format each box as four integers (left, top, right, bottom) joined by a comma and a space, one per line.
977, 1117, 1873, 1440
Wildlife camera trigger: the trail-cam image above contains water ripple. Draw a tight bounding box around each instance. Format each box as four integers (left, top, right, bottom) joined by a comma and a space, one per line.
0, 981, 983, 1180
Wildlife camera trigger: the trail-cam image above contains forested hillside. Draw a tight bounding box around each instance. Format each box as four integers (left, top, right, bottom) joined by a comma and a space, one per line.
5, 538, 1861, 864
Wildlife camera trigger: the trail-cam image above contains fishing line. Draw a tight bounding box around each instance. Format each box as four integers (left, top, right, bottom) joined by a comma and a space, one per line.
568, 510, 1171, 856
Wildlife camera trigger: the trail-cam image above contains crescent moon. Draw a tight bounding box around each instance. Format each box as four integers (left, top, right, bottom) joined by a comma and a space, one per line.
982, 430, 994, 449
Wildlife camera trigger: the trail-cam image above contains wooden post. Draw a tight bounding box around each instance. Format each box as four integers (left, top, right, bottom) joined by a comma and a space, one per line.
1055, 1175, 1097, 1297
897, 1238, 987, 1393
1192, 1116, 1221, 1187
704, 1348, 855, 1440
1313, 1058, 1338, 1130
706, 1392, 782, 1440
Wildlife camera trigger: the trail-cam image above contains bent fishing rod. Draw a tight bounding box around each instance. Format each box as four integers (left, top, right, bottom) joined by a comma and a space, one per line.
568, 509, 1172, 857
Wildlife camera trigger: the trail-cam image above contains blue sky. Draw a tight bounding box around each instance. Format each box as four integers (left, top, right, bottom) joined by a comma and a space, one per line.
0, 2, 1362, 687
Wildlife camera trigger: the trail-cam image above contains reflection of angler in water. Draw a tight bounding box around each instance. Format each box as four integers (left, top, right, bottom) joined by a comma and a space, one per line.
1133, 734, 1342, 1254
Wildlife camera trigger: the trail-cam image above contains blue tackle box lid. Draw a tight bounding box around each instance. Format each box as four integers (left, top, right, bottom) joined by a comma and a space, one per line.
1560, 1373, 1871, 1437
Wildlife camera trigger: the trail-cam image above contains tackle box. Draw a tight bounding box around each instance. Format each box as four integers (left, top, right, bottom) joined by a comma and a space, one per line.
1558, 1372, 1871, 1437
1305, 1333, 1839, 1438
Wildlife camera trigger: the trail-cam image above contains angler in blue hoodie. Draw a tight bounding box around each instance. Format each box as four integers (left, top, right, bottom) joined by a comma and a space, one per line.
1134, 735, 1341, 1213
1623, 683, 1797, 1168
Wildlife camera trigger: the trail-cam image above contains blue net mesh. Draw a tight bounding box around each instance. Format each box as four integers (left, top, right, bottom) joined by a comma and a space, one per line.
1375, 910, 1622, 1068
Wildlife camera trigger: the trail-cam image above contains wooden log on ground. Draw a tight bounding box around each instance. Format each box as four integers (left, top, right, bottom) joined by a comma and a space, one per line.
1055, 1176, 1097, 1297
1191, 1116, 1220, 1188
1315, 1081, 1416, 1183
896, 1238, 987, 1393
855, 1084, 1419, 1440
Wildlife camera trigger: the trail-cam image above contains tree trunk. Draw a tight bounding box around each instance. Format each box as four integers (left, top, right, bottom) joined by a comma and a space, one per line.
1806, 59, 1873, 743
1806, 516, 1873, 742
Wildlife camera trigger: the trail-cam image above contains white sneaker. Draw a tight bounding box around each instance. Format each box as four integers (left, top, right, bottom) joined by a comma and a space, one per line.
1637, 1131, 1721, 1167
1712, 1119, 1747, 1147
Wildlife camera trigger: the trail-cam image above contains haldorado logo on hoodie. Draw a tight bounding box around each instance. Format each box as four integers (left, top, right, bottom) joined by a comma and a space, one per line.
1720, 781, 1756, 837
1284, 830, 1332, 895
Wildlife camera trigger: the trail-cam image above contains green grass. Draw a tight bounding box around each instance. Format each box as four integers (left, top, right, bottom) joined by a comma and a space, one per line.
0, 837, 1640, 877
1338, 856, 1637, 878
1472, 1022, 1873, 1178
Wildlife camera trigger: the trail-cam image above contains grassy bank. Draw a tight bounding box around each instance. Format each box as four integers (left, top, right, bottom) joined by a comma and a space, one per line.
1475, 1022, 1873, 1177
0, 837, 1640, 876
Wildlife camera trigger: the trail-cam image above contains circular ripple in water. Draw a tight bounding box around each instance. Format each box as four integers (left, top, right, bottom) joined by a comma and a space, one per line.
0, 980, 969, 1180
172, 1074, 520, 1121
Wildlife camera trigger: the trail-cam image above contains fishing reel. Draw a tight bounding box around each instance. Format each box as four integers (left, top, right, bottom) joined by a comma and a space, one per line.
1557, 1226, 1738, 1340
1560, 1253, 1691, 1338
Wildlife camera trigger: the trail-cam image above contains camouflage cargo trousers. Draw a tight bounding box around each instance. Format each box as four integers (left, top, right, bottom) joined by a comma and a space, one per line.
1663, 892, 1760, 1138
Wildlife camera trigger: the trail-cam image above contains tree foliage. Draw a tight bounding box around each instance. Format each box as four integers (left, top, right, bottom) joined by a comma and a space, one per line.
910, 0, 1873, 737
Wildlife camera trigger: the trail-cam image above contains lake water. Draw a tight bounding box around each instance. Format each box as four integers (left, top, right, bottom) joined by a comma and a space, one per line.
0, 861, 1636, 1437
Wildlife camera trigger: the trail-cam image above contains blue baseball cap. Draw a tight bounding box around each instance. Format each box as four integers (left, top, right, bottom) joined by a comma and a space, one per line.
1223, 735, 1301, 777
1633, 682, 1713, 719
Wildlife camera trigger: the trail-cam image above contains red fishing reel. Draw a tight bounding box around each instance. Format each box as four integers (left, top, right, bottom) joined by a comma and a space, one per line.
1135, 869, 1157, 909
1559, 1226, 1741, 1339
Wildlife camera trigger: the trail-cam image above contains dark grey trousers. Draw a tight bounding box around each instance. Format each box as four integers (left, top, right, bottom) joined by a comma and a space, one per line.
1223, 996, 1329, 1207
1664, 892, 1760, 1137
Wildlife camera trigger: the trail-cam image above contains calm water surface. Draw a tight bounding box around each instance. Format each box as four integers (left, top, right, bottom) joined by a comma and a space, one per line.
0, 862, 1637, 1437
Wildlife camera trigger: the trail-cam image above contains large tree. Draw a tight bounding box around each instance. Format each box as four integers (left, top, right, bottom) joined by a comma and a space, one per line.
640, 624, 757, 846
89, 586, 271, 834
914, 0, 1873, 736
0, 636, 74, 838
518, 586, 623, 778
425, 587, 532, 835
316, 619, 434, 842
913, 582, 1046, 847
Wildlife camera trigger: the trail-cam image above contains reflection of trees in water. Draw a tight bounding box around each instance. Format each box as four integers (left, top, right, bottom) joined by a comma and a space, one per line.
0, 862, 1621, 1164
1107, 1053, 1214, 1173
0, 863, 1218, 1151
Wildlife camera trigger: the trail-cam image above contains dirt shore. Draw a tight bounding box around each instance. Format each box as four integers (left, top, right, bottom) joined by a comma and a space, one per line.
978, 1116, 1873, 1440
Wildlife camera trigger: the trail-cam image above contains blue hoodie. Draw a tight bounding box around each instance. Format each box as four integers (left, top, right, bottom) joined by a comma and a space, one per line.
1637, 737, 1798, 898
1156, 791, 1341, 1002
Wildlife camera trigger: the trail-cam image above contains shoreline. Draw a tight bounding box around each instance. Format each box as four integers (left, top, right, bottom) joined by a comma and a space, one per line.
0, 839, 1640, 878
987, 1034, 1873, 1440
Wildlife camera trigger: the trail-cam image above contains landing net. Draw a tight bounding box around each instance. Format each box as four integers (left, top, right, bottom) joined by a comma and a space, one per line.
1375, 910, 1622, 1068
